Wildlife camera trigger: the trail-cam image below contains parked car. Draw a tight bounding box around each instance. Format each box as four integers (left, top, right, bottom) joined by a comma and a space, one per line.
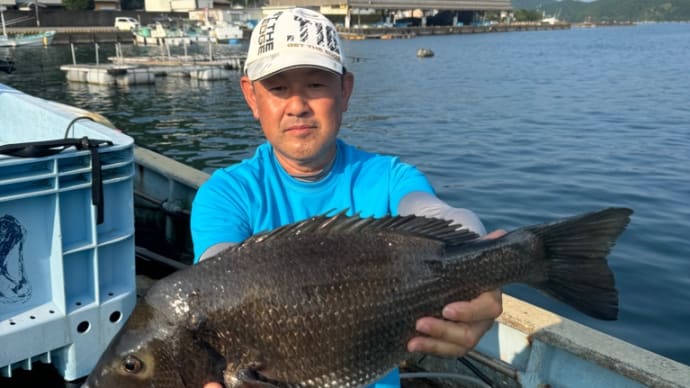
114, 17, 140, 31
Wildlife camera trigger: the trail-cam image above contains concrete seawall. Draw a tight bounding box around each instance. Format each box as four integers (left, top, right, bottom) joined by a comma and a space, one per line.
6, 27, 134, 45
337, 23, 571, 39
6, 23, 571, 45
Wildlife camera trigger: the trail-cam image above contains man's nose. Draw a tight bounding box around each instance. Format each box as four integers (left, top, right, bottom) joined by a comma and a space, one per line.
285, 91, 311, 117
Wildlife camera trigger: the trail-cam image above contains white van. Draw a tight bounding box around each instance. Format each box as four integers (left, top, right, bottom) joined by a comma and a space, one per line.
114, 17, 140, 31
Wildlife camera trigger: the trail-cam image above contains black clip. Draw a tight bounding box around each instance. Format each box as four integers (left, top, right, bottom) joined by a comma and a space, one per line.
0, 136, 114, 224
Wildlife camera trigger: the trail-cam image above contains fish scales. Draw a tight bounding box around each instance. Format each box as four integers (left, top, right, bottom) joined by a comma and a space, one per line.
206, 229, 451, 386
85, 208, 632, 388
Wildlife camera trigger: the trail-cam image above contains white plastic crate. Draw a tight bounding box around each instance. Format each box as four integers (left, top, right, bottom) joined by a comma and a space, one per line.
0, 85, 136, 380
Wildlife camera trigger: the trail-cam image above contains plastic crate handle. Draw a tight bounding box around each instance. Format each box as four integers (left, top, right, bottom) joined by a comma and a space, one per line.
0, 137, 114, 224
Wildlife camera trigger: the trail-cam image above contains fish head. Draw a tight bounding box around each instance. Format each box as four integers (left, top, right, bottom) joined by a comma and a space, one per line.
83, 336, 186, 388
83, 303, 186, 388
82, 305, 184, 388
85, 300, 230, 388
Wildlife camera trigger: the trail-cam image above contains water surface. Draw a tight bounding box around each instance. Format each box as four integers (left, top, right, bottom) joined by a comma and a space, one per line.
1, 23, 689, 365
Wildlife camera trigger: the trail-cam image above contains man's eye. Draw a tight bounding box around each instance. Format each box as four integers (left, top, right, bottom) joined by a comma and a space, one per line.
268, 86, 286, 92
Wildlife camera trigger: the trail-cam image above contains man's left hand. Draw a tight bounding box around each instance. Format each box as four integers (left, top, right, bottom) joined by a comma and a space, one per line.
407, 289, 503, 357
407, 229, 506, 357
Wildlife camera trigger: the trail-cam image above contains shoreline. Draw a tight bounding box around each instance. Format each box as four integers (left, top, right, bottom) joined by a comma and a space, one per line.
337, 22, 571, 39
2, 21, 642, 45
4, 23, 574, 45
4, 27, 134, 45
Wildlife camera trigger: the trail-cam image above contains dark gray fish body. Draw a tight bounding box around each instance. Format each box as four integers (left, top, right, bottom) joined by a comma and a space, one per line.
84, 208, 632, 388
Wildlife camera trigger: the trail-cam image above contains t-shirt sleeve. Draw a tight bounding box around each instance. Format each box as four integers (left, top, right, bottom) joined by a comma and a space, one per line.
190, 170, 252, 262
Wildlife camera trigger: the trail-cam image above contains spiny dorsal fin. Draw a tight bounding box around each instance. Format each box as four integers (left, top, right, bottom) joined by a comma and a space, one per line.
241, 211, 481, 247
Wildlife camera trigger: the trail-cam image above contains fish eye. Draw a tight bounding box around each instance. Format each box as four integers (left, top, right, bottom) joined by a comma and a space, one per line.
121, 355, 144, 374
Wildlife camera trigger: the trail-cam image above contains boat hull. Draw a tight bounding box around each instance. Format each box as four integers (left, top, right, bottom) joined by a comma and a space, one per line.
0, 31, 55, 47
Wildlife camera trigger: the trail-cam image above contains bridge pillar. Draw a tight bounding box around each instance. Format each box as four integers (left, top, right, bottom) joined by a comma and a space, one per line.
345, 6, 351, 28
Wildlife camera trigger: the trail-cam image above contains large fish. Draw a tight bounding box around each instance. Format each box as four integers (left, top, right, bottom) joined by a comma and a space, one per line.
84, 207, 632, 388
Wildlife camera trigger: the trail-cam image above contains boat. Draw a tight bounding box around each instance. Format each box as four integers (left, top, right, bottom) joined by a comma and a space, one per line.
207, 22, 243, 44
0, 8, 55, 47
133, 20, 212, 46
0, 30, 54, 47
1, 83, 689, 388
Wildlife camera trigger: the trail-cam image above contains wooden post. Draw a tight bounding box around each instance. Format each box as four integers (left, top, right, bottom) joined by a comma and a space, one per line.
71, 42, 76, 65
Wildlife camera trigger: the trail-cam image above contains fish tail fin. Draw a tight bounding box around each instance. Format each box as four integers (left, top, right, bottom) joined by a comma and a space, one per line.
528, 207, 633, 320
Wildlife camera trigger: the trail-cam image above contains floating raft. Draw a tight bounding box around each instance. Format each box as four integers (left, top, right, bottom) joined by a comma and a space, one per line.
60, 54, 245, 86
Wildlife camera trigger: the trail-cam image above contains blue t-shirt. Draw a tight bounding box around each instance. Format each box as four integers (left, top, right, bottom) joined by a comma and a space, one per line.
190, 139, 435, 388
191, 139, 435, 260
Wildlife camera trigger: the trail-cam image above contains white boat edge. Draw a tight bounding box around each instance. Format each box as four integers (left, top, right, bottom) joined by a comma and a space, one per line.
485, 294, 689, 388
2, 83, 689, 387
0, 30, 56, 47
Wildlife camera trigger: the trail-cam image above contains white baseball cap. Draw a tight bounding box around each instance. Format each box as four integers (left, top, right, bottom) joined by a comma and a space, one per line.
244, 8, 345, 81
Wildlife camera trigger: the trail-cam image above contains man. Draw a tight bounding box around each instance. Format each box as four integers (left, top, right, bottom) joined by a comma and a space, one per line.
191, 8, 503, 388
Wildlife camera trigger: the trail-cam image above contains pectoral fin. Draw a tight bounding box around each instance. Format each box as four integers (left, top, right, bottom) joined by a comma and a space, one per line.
234, 367, 288, 387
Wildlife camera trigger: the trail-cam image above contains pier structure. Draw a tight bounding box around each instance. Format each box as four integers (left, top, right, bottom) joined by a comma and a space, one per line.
4, 26, 133, 44
337, 22, 570, 40
266, 0, 512, 28
60, 54, 245, 86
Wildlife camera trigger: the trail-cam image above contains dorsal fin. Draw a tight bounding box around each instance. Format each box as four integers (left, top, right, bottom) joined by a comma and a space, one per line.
241, 211, 481, 247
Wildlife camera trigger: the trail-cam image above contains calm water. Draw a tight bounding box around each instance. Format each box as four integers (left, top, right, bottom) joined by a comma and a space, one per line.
1, 23, 689, 366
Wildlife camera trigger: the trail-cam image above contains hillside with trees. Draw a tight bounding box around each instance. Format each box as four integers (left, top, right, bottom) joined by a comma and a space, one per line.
512, 0, 690, 22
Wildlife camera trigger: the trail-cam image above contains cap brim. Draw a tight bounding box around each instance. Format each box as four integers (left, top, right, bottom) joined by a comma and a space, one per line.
245, 52, 343, 81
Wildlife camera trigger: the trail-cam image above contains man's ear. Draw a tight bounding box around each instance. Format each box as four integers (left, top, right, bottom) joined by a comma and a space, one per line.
240, 76, 260, 120
341, 72, 354, 113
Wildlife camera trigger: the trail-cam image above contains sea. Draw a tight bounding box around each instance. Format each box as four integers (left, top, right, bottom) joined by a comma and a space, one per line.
1, 21, 689, 379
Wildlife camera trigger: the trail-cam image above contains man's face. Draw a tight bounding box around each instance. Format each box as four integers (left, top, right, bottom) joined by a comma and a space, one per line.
240, 68, 354, 172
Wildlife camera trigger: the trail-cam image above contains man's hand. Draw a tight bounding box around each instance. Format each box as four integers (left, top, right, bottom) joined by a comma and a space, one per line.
204, 383, 222, 388
407, 229, 506, 357
407, 289, 503, 356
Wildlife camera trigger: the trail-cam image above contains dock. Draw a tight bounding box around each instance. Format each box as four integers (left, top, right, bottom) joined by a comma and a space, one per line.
5, 27, 134, 44
61, 54, 245, 86
336, 22, 571, 39
6, 22, 572, 45
49, 22, 568, 86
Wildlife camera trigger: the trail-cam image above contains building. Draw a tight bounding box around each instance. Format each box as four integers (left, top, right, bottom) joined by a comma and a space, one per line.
144, 0, 212, 12
265, 0, 512, 27
94, 0, 120, 11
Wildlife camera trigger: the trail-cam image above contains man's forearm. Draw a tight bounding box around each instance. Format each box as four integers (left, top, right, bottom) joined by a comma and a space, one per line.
398, 191, 487, 235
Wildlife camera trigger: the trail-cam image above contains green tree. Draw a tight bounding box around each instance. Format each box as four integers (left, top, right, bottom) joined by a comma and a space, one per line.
512, 0, 690, 22
513, 9, 543, 21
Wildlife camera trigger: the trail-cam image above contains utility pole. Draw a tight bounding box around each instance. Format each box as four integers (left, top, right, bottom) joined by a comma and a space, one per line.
34, 1, 41, 27
1, 6, 7, 38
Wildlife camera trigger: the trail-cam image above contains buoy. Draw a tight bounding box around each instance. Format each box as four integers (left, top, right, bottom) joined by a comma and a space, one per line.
416, 48, 434, 58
